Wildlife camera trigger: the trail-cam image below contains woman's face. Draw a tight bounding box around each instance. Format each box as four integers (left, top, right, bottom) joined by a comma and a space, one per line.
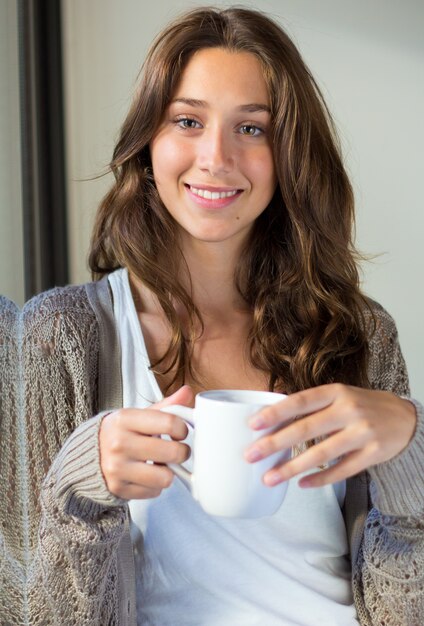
150, 47, 277, 251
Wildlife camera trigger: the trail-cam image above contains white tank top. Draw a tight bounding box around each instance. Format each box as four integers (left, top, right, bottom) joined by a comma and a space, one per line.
108, 268, 358, 626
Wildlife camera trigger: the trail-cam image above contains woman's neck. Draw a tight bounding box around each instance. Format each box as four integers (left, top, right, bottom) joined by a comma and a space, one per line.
128, 237, 265, 394
130, 237, 249, 319
177, 237, 249, 317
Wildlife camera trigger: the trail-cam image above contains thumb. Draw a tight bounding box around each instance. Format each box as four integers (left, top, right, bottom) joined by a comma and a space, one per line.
153, 385, 195, 410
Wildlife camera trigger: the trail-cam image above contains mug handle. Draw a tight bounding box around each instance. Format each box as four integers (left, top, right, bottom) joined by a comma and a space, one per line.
159, 405, 195, 488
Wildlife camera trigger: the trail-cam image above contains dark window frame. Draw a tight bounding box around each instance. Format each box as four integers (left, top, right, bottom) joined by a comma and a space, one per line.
18, 0, 68, 299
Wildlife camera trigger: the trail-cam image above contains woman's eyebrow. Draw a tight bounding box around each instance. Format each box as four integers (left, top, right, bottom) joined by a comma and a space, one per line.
238, 103, 271, 114
171, 97, 270, 113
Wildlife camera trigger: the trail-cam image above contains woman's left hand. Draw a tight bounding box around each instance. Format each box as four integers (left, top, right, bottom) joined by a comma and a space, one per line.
244, 384, 417, 488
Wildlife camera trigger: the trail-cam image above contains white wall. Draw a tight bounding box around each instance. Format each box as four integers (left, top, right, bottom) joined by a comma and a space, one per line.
62, 0, 424, 398
0, 0, 25, 306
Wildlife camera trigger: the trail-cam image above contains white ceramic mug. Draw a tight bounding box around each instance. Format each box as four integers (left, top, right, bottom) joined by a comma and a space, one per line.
161, 389, 290, 518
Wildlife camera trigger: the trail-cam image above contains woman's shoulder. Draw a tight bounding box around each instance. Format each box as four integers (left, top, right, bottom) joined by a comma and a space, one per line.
22, 282, 101, 353
362, 297, 409, 394
23, 282, 93, 317
362, 297, 399, 345
22, 277, 114, 329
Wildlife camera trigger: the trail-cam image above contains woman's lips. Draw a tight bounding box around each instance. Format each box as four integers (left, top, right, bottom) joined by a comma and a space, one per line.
185, 184, 243, 208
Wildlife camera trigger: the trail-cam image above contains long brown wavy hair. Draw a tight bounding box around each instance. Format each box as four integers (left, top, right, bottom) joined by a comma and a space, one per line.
89, 6, 373, 394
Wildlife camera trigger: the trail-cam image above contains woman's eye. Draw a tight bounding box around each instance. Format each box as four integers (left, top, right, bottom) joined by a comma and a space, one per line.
175, 117, 201, 130
239, 124, 263, 137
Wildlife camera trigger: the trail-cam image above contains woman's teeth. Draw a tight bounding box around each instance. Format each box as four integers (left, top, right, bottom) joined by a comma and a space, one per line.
189, 186, 238, 200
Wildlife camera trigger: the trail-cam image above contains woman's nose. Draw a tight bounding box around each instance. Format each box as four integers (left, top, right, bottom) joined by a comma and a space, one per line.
197, 127, 234, 176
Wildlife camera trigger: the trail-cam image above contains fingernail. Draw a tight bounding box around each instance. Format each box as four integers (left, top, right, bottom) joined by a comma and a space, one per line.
299, 477, 312, 488
245, 448, 263, 463
264, 471, 281, 486
248, 414, 266, 429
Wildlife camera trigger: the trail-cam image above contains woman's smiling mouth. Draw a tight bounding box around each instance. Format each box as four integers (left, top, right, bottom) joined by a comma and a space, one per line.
185, 184, 243, 208
188, 185, 239, 199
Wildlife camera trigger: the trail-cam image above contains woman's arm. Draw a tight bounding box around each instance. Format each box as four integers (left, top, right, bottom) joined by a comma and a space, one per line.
245, 302, 424, 624
357, 305, 424, 625
23, 285, 192, 626
29, 415, 131, 626
22, 286, 132, 626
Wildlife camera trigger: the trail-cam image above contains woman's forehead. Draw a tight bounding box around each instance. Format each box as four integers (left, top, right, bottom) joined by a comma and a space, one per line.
172, 48, 271, 107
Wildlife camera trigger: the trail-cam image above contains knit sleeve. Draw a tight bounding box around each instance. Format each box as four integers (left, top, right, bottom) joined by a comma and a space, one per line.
29, 414, 130, 626
354, 302, 424, 625
22, 287, 131, 626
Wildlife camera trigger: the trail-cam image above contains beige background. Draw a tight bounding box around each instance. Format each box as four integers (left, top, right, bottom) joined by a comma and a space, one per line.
46, 1, 424, 398
0, 0, 25, 306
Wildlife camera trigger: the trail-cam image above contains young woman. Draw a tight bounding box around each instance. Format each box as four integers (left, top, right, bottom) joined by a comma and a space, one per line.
22, 7, 423, 625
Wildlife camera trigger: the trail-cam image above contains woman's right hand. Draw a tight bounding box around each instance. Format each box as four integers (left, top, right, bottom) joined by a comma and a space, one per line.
99, 385, 193, 500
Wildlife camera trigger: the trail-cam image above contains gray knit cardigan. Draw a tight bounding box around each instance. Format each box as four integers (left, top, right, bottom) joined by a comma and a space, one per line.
9, 277, 423, 625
